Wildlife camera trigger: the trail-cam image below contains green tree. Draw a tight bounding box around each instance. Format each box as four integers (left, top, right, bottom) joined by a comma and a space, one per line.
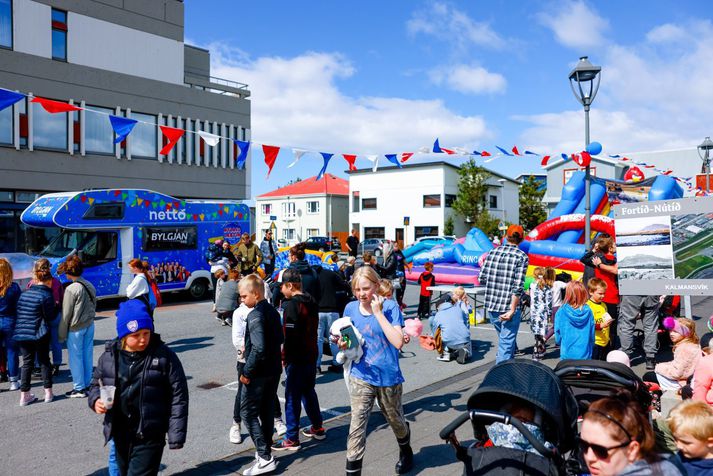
519, 175, 547, 232
452, 159, 499, 234
444, 215, 454, 236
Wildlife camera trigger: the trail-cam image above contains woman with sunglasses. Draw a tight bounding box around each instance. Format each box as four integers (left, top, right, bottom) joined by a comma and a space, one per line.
579, 389, 683, 475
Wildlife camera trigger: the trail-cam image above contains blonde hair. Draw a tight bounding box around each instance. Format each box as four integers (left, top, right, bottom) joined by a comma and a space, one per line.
239, 274, 265, 298
452, 286, 467, 302
667, 400, 713, 441
0, 258, 13, 297
587, 277, 607, 294
351, 265, 380, 291
378, 278, 394, 298
675, 317, 699, 347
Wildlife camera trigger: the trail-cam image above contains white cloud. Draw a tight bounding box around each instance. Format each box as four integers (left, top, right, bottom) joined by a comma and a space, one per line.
538, 1, 609, 49
646, 23, 689, 44
207, 44, 492, 154
407, 2, 506, 50
429, 64, 506, 94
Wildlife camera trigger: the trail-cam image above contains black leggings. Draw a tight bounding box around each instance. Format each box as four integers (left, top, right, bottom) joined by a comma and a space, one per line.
18, 335, 51, 392
114, 438, 165, 476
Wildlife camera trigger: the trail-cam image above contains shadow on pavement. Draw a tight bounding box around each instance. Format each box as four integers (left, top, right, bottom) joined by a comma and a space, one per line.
167, 336, 214, 353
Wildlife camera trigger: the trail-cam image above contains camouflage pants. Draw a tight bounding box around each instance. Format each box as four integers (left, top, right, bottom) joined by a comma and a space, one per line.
346, 375, 409, 462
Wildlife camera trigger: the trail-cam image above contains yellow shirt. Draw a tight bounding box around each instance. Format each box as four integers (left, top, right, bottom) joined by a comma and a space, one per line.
587, 299, 609, 347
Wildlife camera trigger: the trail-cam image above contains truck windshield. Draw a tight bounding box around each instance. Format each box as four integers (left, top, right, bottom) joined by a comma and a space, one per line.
41, 230, 94, 258
40, 229, 118, 264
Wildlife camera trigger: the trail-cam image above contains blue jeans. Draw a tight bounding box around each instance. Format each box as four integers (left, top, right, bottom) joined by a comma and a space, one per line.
0, 327, 19, 378
67, 323, 95, 391
490, 309, 521, 363
317, 312, 340, 368
108, 439, 120, 476
284, 363, 323, 442
35, 313, 62, 367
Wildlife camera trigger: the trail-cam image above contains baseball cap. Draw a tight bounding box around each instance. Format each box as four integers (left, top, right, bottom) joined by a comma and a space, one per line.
506, 224, 524, 239
435, 293, 452, 308
277, 268, 302, 284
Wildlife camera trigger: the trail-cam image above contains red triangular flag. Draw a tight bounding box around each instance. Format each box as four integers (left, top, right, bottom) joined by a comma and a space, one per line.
441, 147, 455, 154
481, 150, 491, 157
263, 144, 280, 178
540, 155, 551, 166
579, 151, 592, 167
31, 97, 81, 114
512, 146, 521, 156
159, 126, 184, 155
400, 152, 414, 163
342, 154, 357, 171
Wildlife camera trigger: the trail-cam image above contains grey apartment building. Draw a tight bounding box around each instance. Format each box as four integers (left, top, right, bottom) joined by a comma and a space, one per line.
0, 0, 251, 252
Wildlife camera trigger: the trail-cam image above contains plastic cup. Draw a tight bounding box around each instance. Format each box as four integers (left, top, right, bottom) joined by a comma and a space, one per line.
100, 385, 115, 410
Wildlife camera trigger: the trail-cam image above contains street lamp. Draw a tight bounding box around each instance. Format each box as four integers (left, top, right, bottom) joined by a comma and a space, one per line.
698, 136, 713, 193
569, 56, 601, 250
497, 178, 507, 220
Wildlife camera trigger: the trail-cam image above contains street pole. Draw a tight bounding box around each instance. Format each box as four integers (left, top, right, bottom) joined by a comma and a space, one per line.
584, 102, 591, 250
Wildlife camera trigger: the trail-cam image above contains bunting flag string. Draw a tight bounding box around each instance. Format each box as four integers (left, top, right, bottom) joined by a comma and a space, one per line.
197, 131, 220, 147
263, 145, 280, 178
366, 154, 379, 172
109, 115, 137, 144
287, 148, 307, 168
159, 126, 184, 156
317, 152, 333, 180
385, 153, 402, 168
234, 140, 250, 169
0, 89, 24, 111
342, 154, 357, 171
400, 152, 414, 163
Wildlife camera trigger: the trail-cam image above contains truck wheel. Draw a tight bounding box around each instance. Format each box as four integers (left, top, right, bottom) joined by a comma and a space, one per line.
188, 278, 209, 300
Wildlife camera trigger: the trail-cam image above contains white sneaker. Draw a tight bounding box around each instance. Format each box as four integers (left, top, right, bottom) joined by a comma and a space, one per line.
243, 455, 276, 475
229, 422, 243, 444
274, 418, 287, 436
8, 380, 19, 391
437, 353, 452, 362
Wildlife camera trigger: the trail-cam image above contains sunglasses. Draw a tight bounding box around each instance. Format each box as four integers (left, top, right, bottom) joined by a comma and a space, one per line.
577, 437, 630, 459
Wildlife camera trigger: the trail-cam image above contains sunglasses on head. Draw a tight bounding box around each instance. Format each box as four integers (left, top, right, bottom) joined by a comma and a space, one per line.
577, 437, 630, 459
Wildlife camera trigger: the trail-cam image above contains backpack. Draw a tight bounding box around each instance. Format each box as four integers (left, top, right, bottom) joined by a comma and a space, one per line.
205, 243, 221, 262
149, 280, 162, 308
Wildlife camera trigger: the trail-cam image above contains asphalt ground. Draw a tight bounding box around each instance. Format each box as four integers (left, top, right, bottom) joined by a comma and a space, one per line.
0, 285, 711, 475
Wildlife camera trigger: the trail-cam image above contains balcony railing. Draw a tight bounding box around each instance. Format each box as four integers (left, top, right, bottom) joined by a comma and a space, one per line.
184, 73, 251, 98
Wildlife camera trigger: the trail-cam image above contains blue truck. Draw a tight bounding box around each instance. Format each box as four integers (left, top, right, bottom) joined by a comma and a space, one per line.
20, 189, 250, 300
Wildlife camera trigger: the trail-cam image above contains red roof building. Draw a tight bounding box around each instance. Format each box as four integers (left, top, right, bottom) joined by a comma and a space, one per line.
256, 174, 348, 198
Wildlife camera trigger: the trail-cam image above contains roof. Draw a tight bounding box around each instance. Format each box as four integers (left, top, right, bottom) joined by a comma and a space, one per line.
346, 161, 520, 184
256, 174, 349, 199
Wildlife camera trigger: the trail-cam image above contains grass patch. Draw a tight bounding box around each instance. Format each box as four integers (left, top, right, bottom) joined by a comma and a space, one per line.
675, 255, 713, 278
676, 233, 713, 261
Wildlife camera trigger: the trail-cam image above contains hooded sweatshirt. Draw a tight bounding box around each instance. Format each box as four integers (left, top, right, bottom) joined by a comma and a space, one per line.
554, 303, 594, 360
681, 455, 713, 476
282, 293, 319, 366
617, 457, 685, 476
289, 259, 321, 302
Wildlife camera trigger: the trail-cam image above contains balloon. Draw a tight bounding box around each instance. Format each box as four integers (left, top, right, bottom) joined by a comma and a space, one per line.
586, 141, 602, 155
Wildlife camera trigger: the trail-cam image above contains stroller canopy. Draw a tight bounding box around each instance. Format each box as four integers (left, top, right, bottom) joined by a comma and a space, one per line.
467, 359, 578, 452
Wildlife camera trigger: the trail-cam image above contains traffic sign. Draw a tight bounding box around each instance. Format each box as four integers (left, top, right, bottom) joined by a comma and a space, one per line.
269, 215, 277, 221
498, 221, 507, 231
404, 216, 410, 226
270, 221, 277, 230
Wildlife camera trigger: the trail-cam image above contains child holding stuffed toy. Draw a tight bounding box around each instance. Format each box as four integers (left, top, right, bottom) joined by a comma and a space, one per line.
652, 317, 701, 392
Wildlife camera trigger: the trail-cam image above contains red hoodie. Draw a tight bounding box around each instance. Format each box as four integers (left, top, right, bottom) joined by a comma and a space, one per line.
418, 272, 436, 297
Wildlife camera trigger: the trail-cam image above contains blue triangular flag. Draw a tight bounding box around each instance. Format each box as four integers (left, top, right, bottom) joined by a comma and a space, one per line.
234, 140, 250, 169
109, 115, 137, 144
0, 89, 24, 112
317, 152, 333, 180
385, 154, 402, 168
433, 138, 442, 153
471, 150, 482, 156
561, 153, 568, 160
524, 150, 539, 156
495, 146, 514, 156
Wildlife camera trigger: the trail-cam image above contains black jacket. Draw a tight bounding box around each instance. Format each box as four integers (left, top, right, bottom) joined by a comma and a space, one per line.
378, 251, 406, 279
289, 260, 321, 302
14, 284, 55, 342
316, 267, 350, 313
87, 334, 189, 448
282, 293, 318, 366
243, 299, 283, 380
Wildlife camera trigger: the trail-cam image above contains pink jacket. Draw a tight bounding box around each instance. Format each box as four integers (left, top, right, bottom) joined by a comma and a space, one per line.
655, 342, 702, 382
693, 353, 713, 404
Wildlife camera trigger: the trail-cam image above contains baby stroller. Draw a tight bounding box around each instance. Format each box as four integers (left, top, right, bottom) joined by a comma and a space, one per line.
440, 360, 579, 475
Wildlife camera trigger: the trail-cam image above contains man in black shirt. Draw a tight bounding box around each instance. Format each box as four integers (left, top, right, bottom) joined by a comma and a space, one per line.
346, 229, 359, 258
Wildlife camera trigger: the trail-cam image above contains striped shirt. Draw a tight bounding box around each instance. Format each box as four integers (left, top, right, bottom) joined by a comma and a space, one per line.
479, 243, 529, 313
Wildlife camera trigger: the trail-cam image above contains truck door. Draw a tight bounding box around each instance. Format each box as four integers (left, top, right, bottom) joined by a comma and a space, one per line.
79, 230, 121, 297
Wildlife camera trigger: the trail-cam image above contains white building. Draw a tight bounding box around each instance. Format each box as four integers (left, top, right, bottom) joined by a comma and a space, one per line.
255, 174, 349, 247
347, 161, 520, 247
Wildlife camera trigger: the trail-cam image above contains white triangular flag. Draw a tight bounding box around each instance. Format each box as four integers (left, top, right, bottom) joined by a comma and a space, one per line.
198, 131, 220, 147
366, 154, 379, 172
417, 146, 431, 154
453, 147, 470, 155
288, 148, 308, 168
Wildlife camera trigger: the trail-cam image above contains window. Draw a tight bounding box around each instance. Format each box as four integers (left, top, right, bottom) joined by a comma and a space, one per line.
83, 202, 125, 220
0, 0, 11, 49
131, 112, 157, 158
489, 195, 498, 209
85, 105, 114, 154
362, 198, 377, 210
307, 201, 319, 214
364, 228, 385, 239
15, 191, 42, 203
33, 100, 67, 150
415, 226, 438, 239
0, 99, 11, 145
51, 9, 67, 61
142, 227, 197, 251
445, 194, 456, 208
352, 191, 360, 212
261, 203, 272, 215
282, 201, 295, 218
423, 194, 441, 208
283, 228, 295, 240
307, 228, 319, 237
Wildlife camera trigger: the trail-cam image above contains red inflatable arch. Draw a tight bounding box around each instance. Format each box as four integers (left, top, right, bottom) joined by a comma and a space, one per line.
527, 214, 615, 241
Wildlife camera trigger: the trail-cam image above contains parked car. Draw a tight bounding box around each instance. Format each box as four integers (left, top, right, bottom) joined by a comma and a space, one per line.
357, 238, 392, 257
414, 235, 456, 244
303, 236, 341, 252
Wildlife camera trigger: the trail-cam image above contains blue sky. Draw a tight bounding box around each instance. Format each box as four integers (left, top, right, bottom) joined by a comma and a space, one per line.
184, 1, 713, 199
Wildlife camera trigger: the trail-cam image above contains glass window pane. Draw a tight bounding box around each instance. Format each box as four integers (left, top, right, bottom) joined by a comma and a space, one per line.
131, 112, 157, 159
33, 102, 67, 150
0, 105, 11, 144
51, 9, 66, 23
0, 0, 11, 48
52, 30, 66, 60
85, 105, 114, 154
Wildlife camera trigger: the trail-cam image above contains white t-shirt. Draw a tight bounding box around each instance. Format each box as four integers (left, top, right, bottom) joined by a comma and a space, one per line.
552, 281, 567, 308
126, 274, 150, 299
232, 303, 252, 363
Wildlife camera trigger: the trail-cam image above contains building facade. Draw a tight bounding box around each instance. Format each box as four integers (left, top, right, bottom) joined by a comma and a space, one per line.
255, 174, 349, 247
0, 0, 251, 252
348, 162, 520, 247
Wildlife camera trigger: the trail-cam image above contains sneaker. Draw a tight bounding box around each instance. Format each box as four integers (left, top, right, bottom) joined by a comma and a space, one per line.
646, 358, 656, 371
226, 318, 233, 327
20, 393, 37, 406
271, 437, 301, 452
243, 455, 277, 475
301, 426, 326, 440
229, 422, 243, 444
65, 389, 87, 398
8, 380, 19, 391
44, 389, 54, 403
437, 353, 452, 362
456, 348, 469, 364
274, 418, 287, 436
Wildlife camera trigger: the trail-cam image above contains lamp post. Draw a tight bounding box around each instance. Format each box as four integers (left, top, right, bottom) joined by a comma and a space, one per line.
497, 178, 507, 221
569, 56, 601, 250
698, 137, 713, 193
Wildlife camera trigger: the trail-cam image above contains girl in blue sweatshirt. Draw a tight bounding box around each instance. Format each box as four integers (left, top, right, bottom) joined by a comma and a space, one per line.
554, 281, 594, 360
